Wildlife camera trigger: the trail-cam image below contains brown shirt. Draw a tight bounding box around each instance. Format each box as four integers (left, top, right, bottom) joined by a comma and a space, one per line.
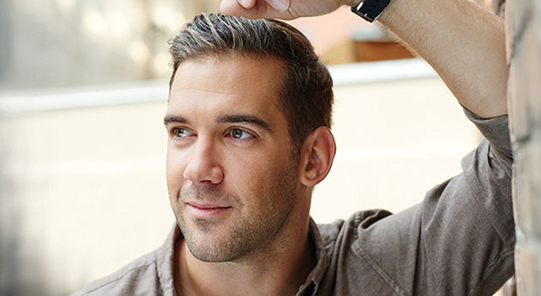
72, 110, 514, 296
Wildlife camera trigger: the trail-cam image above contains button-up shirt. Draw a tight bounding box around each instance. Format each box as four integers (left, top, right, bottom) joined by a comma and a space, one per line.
72, 110, 514, 296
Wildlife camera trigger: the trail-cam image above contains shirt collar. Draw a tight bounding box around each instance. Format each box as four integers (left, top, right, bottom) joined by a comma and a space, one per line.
157, 223, 181, 296
296, 217, 328, 296
160, 219, 329, 296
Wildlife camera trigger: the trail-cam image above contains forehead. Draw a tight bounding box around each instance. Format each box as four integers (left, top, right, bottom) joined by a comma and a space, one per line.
168, 55, 286, 125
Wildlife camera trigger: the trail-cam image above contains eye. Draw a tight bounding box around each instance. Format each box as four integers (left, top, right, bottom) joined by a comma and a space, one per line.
228, 129, 254, 140
171, 127, 194, 138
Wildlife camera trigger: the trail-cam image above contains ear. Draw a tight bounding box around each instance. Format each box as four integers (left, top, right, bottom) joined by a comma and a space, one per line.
299, 127, 336, 187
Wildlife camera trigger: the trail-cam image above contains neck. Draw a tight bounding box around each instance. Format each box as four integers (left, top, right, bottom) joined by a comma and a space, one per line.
174, 220, 316, 296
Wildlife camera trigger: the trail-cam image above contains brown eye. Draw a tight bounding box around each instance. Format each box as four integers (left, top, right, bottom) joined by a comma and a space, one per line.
229, 129, 253, 139
172, 128, 193, 138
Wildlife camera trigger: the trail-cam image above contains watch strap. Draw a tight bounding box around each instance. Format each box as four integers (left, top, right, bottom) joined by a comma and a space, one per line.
351, 0, 391, 22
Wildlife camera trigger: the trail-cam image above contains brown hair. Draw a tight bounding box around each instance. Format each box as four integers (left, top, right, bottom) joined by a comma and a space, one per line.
169, 13, 333, 153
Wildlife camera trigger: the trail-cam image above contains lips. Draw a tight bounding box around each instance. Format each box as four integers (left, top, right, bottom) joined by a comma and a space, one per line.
186, 202, 233, 218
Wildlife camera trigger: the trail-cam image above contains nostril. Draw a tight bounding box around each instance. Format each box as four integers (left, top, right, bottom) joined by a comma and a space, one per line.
182, 139, 224, 184
183, 160, 224, 185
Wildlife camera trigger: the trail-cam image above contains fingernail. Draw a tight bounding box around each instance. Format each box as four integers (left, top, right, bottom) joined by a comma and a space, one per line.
272, 0, 290, 11
239, 0, 251, 8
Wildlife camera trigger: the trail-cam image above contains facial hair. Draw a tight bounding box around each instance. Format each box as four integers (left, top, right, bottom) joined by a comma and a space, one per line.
173, 161, 298, 263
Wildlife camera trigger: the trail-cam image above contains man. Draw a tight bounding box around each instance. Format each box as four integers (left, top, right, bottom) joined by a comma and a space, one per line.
72, 0, 514, 295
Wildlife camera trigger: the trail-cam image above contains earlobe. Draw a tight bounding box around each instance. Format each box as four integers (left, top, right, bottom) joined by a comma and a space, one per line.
300, 127, 336, 187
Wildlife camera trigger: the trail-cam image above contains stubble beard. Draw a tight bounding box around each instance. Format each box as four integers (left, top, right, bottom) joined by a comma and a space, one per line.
174, 163, 298, 263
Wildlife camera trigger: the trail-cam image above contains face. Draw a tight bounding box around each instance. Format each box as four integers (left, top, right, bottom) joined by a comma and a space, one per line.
165, 55, 301, 263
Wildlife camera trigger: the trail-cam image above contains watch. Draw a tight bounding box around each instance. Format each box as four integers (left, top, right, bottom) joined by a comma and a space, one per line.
351, 0, 391, 23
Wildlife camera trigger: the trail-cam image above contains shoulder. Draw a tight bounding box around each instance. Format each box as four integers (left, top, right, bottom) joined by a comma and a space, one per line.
317, 209, 395, 241
70, 251, 163, 296
315, 210, 415, 294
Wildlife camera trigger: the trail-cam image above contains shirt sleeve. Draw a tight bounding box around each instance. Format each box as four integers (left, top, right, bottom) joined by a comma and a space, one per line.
348, 108, 515, 296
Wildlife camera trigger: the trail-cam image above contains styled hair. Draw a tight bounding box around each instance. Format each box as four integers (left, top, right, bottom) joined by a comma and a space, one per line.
169, 13, 333, 153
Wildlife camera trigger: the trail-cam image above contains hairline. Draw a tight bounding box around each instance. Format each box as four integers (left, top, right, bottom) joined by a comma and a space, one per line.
167, 51, 303, 160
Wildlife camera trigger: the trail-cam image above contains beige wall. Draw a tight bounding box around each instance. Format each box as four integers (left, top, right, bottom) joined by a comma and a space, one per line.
1, 75, 479, 295
312, 77, 478, 222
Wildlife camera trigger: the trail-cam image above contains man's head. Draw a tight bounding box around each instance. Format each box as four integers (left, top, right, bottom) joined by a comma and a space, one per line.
169, 13, 334, 154
165, 14, 336, 263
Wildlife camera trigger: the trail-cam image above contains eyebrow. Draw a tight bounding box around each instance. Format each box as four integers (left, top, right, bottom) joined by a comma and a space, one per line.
218, 115, 272, 132
163, 115, 187, 125
163, 114, 272, 133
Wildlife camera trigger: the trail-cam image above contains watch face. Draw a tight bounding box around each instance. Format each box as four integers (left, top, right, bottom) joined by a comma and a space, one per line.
351, 0, 390, 22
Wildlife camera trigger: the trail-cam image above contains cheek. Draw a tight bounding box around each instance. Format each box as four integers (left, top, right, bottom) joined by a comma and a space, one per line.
235, 156, 291, 195
166, 149, 187, 198
242, 159, 298, 216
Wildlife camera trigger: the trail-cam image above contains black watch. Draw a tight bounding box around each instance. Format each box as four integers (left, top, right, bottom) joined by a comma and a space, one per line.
351, 0, 390, 23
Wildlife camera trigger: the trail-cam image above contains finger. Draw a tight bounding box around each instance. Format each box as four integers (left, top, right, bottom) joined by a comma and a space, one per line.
266, 0, 290, 12
220, 0, 295, 19
220, 0, 258, 17
238, 0, 257, 9
220, 0, 288, 13
220, 0, 246, 16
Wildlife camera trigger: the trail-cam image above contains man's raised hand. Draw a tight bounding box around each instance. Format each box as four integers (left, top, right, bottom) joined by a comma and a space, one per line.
220, 0, 353, 20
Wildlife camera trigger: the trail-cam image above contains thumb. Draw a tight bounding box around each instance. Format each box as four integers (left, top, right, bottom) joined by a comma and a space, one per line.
266, 0, 290, 12
220, 0, 291, 17
220, 0, 254, 16
236, 0, 290, 11
237, 0, 257, 8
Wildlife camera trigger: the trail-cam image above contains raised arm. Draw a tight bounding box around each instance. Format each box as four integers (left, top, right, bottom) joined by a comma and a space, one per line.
377, 0, 507, 118
220, 0, 508, 118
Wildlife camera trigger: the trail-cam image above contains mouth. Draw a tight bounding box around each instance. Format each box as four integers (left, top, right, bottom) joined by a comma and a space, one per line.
186, 202, 233, 219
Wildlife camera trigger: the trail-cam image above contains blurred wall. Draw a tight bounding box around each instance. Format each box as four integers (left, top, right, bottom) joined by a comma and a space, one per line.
0, 0, 186, 91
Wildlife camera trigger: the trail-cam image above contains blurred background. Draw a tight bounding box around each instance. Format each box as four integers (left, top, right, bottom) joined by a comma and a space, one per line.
0, 0, 502, 295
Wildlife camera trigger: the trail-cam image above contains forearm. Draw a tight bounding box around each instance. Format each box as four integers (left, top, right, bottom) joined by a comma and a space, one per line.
222, 0, 508, 118
362, 0, 508, 118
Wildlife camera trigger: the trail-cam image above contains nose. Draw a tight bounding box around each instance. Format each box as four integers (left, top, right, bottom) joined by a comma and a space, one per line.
183, 137, 224, 185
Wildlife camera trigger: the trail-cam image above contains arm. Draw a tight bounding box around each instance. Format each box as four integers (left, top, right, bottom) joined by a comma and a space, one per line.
220, 0, 508, 118
377, 0, 508, 118
349, 112, 514, 295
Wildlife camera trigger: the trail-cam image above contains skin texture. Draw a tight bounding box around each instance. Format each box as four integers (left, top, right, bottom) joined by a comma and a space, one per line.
221, 0, 508, 118
165, 54, 336, 296
378, 0, 508, 118
166, 55, 297, 262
